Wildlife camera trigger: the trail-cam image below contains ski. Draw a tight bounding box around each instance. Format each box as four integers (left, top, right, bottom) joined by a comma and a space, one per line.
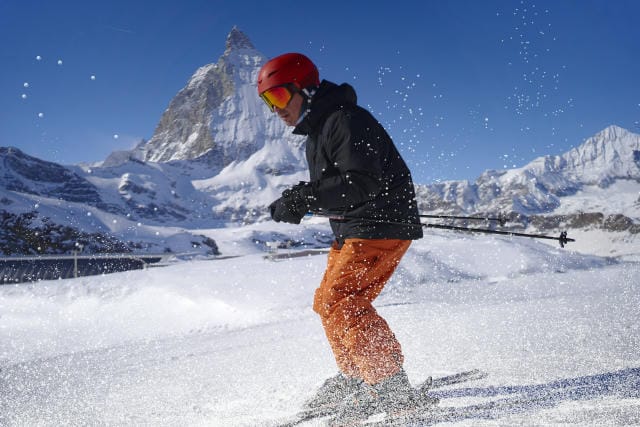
274, 369, 487, 427
365, 369, 488, 426
427, 368, 487, 390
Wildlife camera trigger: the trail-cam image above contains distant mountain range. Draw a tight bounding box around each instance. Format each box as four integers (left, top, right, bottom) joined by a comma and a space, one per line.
415, 125, 640, 233
1, 28, 638, 256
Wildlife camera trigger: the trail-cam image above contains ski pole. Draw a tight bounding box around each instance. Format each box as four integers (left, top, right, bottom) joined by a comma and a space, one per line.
422, 223, 575, 248
307, 213, 575, 248
418, 213, 508, 226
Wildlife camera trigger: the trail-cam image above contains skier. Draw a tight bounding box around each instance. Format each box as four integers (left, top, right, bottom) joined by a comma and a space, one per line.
258, 52, 430, 424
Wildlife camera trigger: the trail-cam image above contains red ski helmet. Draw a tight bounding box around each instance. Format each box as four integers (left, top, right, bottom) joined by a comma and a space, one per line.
257, 52, 320, 95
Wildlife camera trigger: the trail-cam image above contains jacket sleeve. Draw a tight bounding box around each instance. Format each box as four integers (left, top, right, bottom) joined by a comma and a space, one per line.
310, 109, 386, 210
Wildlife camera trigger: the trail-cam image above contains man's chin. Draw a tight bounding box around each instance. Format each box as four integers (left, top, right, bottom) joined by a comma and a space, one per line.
279, 116, 295, 126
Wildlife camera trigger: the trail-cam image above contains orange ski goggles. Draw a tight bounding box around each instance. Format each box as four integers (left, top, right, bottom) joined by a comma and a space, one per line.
260, 84, 297, 111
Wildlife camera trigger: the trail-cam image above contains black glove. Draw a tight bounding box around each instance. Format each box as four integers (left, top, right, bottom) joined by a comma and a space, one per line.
269, 182, 316, 224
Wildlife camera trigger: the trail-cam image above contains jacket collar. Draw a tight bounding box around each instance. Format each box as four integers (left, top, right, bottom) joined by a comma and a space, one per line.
293, 80, 357, 136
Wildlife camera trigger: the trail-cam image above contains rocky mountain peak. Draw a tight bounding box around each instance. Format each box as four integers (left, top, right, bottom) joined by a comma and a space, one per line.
561, 124, 640, 185
592, 124, 633, 142
113, 26, 306, 225
139, 27, 271, 164
225, 26, 255, 53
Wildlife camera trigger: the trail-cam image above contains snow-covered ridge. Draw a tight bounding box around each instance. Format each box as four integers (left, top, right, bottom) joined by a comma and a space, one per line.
416, 125, 640, 219
562, 125, 640, 184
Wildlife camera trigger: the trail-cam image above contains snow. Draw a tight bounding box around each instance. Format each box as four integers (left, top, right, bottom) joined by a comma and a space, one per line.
1, 222, 639, 426
550, 179, 640, 219
539, 228, 640, 262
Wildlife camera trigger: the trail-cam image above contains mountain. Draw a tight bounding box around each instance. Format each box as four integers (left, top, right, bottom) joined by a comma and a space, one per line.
0, 147, 102, 205
0, 146, 221, 255
0, 28, 310, 256
1, 27, 639, 258
139, 27, 305, 169
109, 26, 308, 223
415, 125, 640, 235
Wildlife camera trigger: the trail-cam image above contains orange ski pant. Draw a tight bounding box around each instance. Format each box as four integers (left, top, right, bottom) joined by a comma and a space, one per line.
312, 238, 411, 385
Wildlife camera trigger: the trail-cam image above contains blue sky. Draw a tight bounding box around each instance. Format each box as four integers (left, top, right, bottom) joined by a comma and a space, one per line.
1, 0, 639, 184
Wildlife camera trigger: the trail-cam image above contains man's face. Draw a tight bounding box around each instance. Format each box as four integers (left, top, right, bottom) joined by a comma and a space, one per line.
275, 92, 303, 127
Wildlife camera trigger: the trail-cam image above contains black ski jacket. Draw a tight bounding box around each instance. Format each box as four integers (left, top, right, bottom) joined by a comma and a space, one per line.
293, 80, 423, 242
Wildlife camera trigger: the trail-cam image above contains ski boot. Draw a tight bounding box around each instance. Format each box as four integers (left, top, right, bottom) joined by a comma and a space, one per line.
301, 373, 364, 414
329, 369, 438, 426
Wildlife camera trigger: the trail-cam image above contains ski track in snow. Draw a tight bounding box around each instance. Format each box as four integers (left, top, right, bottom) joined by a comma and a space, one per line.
1, 233, 639, 426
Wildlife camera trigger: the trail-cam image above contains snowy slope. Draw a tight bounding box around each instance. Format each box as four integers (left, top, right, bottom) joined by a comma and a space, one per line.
0, 151, 222, 255
1, 224, 639, 426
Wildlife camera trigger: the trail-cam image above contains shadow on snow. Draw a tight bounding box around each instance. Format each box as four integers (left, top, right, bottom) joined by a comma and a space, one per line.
420, 367, 640, 425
